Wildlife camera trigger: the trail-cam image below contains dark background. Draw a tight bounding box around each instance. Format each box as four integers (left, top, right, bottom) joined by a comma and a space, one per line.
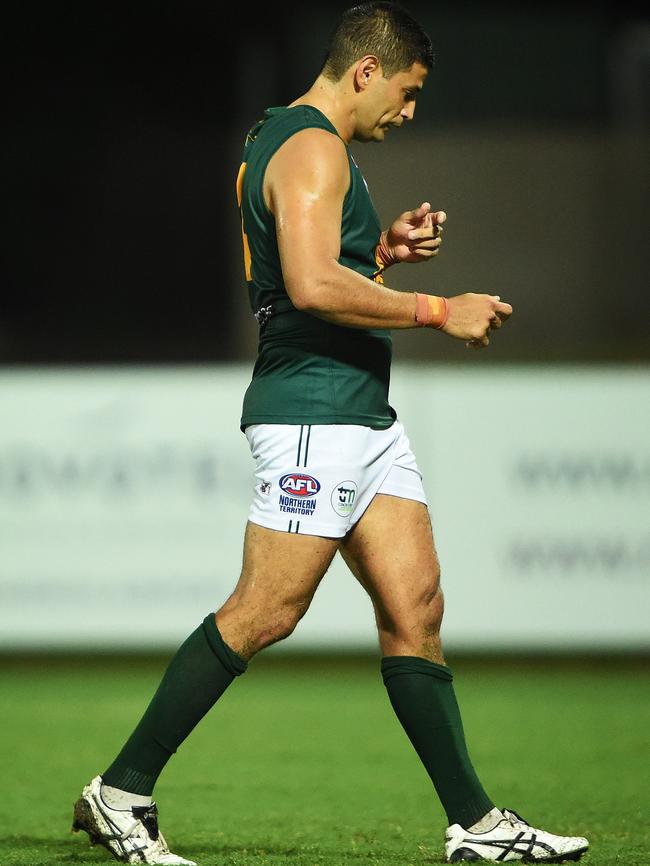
3, 0, 649, 364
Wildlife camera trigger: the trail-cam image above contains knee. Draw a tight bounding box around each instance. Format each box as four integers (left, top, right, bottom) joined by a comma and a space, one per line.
381, 573, 444, 639
256, 607, 301, 648
218, 595, 303, 656
420, 580, 444, 634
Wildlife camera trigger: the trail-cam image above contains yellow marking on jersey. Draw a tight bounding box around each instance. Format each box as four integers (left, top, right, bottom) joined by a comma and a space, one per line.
236, 162, 252, 281
373, 247, 386, 283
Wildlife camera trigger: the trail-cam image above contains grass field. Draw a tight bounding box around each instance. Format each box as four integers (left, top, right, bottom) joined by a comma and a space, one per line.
1, 653, 647, 866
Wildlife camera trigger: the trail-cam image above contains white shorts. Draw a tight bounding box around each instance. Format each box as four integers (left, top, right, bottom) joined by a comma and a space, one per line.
245, 420, 427, 537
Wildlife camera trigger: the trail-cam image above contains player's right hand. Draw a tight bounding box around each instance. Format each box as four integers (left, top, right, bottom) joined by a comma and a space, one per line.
442, 293, 513, 348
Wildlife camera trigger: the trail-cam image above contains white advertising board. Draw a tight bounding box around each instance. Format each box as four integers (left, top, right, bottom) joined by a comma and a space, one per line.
1, 365, 648, 650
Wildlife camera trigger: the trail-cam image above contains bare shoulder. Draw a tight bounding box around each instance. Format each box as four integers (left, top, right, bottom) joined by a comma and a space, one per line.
275, 126, 348, 164
265, 128, 349, 210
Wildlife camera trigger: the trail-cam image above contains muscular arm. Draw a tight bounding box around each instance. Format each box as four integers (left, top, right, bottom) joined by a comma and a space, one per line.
266, 128, 419, 329
265, 128, 512, 345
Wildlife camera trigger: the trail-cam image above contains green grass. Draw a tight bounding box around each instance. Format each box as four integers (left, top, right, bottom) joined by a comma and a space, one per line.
1, 654, 647, 865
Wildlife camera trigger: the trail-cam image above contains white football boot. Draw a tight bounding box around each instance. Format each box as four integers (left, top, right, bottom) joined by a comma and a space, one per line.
72, 775, 196, 865
445, 808, 589, 862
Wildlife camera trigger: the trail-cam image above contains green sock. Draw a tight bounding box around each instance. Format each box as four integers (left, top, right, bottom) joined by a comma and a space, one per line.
381, 656, 494, 828
102, 614, 247, 796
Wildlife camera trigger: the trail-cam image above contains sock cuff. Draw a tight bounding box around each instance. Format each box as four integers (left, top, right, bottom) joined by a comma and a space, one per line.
101, 767, 157, 797
381, 655, 453, 685
202, 614, 248, 677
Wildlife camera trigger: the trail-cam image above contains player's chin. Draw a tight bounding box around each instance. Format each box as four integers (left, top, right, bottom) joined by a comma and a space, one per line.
357, 128, 385, 143
376, 123, 402, 140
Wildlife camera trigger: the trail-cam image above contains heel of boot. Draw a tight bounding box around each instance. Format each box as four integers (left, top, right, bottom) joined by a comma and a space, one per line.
71, 797, 98, 843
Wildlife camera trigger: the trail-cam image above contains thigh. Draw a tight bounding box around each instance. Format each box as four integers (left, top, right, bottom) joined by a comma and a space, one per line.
216, 521, 340, 657
340, 493, 441, 628
233, 519, 339, 606
218, 520, 339, 628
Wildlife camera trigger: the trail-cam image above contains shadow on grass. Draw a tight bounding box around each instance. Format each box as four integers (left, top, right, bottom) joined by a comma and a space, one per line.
193, 841, 446, 862
0, 837, 449, 865
0, 835, 106, 862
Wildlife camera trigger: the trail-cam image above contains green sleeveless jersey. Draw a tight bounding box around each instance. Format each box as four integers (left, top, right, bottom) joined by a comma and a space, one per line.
236, 104, 396, 430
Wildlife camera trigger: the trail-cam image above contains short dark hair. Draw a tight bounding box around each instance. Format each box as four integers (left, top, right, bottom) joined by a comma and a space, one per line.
321, 2, 434, 81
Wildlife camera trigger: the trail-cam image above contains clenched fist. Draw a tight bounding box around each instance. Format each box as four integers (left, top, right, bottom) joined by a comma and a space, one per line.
443, 293, 513, 349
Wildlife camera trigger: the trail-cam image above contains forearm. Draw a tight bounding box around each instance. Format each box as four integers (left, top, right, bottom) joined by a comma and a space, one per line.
293, 261, 435, 329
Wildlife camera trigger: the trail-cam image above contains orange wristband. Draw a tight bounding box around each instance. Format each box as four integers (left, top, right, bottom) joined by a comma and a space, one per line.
375, 231, 396, 268
414, 292, 449, 329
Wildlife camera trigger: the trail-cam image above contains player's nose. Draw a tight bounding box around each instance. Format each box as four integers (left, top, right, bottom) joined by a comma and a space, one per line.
400, 102, 416, 121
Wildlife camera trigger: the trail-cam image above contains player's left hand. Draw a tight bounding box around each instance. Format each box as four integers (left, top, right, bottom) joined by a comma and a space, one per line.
381, 202, 446, 265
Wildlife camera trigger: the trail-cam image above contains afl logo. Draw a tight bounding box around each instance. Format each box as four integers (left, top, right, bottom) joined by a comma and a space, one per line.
279, 473, 321, 497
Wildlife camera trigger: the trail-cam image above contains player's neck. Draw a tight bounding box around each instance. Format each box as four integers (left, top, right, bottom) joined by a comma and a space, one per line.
288, 76, 355, 144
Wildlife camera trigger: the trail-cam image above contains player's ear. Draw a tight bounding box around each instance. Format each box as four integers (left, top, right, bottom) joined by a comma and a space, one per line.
354, 55, 381, 91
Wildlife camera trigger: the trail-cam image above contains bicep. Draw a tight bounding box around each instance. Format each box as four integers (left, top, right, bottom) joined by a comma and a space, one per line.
266, 129, 349, 305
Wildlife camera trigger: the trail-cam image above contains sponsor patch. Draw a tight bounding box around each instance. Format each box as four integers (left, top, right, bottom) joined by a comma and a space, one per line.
279, 473, 320, 497
259, 481, 271, 495
277, 473, 320, 517
331, 480, 358, 517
